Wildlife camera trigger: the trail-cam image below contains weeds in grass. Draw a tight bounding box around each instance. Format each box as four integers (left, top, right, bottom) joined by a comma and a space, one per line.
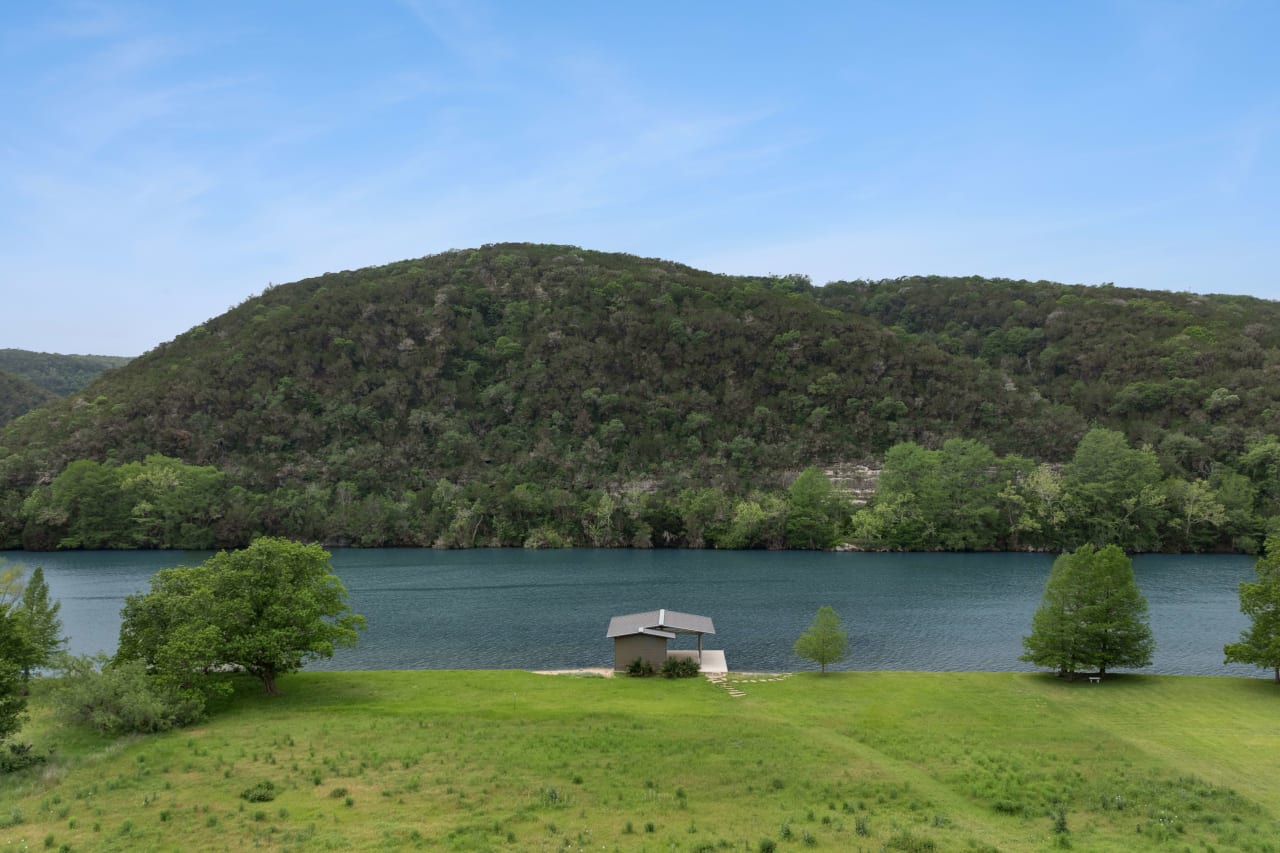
885, 831, 936, 851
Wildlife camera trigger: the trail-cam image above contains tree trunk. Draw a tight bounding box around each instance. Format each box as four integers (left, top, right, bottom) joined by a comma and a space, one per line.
1273, 666, 1279, 684
260, 669, 280, 696
1098, 663, 1107, 677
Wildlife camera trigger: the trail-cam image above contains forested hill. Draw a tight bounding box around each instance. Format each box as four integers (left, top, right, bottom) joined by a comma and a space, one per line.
0, 349, 133, 427
2, 243, 1279, 551
0, 370, 57, 428
0, 349, 132, 396
819, 276, 1280, 468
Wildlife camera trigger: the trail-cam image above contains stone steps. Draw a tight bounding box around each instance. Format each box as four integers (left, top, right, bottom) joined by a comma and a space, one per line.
705, 672, 793, 698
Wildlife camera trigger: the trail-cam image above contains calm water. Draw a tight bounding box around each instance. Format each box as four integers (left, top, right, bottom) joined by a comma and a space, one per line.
2, 549, 1260, 676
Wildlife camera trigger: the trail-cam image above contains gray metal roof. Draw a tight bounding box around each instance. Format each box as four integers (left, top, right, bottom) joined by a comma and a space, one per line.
606, 609, 715, 638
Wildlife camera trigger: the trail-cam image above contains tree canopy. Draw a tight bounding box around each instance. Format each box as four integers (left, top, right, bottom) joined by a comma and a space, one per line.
1021, 544, 1154, 678
794, 605, 848, 674
117, 538, 365, 696
1224, 536, 1280, 682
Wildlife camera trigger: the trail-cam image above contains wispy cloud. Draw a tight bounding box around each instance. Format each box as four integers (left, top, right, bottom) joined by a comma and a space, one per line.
394, 0, 512, 71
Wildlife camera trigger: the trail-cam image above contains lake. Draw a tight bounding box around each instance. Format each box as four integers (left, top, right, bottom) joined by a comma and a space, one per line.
2, 548, 1261, 676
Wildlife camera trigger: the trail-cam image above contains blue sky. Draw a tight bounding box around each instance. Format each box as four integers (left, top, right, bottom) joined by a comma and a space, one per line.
3, 1, 1278, 356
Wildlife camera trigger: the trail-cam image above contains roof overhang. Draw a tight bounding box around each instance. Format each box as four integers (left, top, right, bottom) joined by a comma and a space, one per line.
607, 608, 715, 638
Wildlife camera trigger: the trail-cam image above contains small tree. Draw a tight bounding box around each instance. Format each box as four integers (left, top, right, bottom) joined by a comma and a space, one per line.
13, 567, 65, 678
1021, 544, 1154, 678
118, 537, 365, 696
794, 605, 848, 674
1224, 535, 1280, 682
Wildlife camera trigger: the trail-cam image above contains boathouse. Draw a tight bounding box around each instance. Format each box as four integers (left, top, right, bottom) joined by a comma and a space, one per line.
606, 609, 716, 672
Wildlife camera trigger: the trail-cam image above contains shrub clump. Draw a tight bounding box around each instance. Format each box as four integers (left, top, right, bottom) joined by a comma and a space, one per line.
625, 658, 655, 677
661, 656, 701, 678
240, 781, 277, 803
52, 655, 205, 735
0, 742, 47, 773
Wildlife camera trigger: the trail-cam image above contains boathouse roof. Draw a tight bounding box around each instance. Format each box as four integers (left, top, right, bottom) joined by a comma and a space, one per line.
606, 609, 715, 638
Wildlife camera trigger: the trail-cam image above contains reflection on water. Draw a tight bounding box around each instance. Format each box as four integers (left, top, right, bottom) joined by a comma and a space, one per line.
7, 548, 1257, 675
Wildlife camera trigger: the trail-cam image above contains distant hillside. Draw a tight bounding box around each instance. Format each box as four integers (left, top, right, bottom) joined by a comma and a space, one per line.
0, 348, 132, 396
818, 276, 1280, 471
3, 243, 1280, 551
0, 348, 133, 426
0, 369, 58, 427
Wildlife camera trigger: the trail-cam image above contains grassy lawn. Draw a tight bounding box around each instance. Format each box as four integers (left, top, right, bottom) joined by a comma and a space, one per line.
2, 669, 1279, 851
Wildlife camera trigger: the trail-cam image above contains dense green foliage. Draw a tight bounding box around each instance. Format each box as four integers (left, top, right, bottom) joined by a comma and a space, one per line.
1021, 545, 1154, 677
852, 427, 1266, 552
1224, 536, 1280, 682
0, 350, 130, 427
0, 370, 58, 429
5, 244, 1280, 550
0, 605, 26, 746
793, 605, 848, 673
822, 275, 1280, 458
53, 654, 206, 735
0, 348, 132, 396
658, 656, 701, 678
117, 538, 365, 696
0, 562, 46, 753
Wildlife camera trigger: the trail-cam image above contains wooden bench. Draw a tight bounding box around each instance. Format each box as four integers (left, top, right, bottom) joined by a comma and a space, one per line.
1088, 676, 1101, 685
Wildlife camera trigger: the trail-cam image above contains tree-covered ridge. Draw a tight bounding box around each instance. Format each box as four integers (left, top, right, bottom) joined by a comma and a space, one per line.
0, 247, 1060, 498
0, 350, 133, 428
821, 276, 1280, 472
0, 371, 57, 428
0, 349, 132, 396
3, 243, 1280, 551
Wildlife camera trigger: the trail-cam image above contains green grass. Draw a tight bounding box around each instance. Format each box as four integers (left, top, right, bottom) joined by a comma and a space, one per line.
2, 670, 1279, 851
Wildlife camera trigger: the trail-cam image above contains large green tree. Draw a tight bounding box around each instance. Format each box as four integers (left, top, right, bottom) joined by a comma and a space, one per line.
1021, 544, 1154, 678
1224, 536, 1280, 682
117, 538, 365, 696
1060, 429, 1168, 551
793, 605, 848, 674
784, 467, 848, 549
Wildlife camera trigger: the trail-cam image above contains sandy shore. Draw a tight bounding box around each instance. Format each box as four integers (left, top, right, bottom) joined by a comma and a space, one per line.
530, 667, 614, 677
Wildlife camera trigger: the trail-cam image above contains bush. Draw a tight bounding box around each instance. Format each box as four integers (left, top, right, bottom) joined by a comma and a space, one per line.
625, 658, 655, 678
522, 527, 570, 549
660, 656, 701, 678
240, 781, 276, 803
0, 741, 47, 773
52, 655, 205, 735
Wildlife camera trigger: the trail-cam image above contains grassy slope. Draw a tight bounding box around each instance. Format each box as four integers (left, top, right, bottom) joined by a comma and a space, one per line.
2, 670, 1279, 852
